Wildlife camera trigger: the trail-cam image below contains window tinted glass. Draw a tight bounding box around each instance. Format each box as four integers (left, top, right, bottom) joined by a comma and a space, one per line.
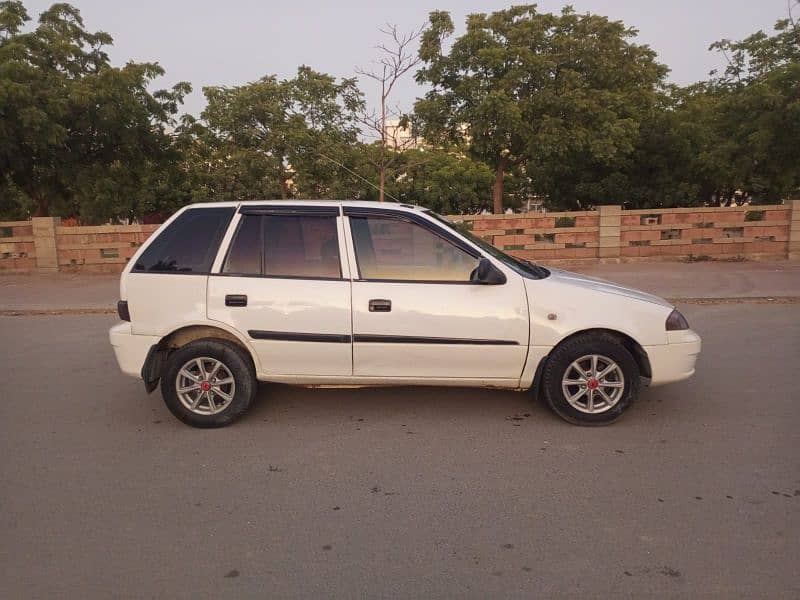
134, 207, 234, 273
223, 215, 261, 274
224, 214, 341, 278
350, 216, 479, 281
263, 215, 341, 278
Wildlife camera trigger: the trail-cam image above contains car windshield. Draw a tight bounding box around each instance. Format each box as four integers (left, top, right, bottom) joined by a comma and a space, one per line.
424, 211, 550, 279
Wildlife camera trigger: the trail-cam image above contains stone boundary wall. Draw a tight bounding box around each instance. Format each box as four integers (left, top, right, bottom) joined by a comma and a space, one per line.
452, 201, 799, 265
1, 201, 798, 273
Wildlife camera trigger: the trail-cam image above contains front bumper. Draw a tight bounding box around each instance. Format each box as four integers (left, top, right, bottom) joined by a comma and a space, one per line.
109, 321, 160, 378
644, 329, 702, 386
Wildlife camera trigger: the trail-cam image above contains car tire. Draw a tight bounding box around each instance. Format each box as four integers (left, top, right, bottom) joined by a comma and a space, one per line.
160, 338, 257, 428
542, 332, 640, 426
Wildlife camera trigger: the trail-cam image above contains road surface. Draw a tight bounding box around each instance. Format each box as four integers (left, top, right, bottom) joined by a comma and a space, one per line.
1, 304, 798, 598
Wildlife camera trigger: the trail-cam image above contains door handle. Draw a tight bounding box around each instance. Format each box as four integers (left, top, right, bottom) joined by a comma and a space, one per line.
225, 294, 248, 307
368, 299, 391, 312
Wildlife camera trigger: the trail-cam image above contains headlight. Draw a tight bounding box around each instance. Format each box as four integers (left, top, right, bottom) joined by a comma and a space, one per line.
665, 308, 689, 331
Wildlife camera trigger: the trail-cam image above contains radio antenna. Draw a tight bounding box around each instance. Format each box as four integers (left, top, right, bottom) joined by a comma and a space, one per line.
315, 151, 401, 203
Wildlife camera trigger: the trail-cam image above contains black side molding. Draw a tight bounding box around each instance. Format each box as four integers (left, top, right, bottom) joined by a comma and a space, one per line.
353, 334, 519, 345
246, 331, 519, 345
248, 330, 351, 343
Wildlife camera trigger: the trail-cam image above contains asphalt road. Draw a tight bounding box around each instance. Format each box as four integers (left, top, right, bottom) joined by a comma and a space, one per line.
1, 304, 799, 598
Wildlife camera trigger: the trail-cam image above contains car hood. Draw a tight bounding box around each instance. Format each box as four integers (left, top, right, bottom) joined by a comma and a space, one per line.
546, 268, 673, 308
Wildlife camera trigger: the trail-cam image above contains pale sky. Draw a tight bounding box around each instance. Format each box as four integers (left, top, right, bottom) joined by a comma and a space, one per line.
20, 0, 790, 117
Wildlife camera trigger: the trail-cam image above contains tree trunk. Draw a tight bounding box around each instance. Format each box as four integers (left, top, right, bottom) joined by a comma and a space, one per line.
379, 78, 386, 202
36, 197, 49, 217
31, 190, 49, 217
492, 158, 507, 214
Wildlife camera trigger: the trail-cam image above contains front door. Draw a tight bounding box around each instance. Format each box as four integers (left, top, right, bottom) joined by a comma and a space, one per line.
344, 209, 529, 381
207, 205, 352, 376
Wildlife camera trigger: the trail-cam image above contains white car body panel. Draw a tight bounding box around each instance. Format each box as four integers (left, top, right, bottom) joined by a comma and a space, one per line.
127, 274, 209, 337
525, 271, 673, 349
109, 321, 158, 377
350, 280, 529, 379
207, 276, 353, 377
110, 199, 701, 396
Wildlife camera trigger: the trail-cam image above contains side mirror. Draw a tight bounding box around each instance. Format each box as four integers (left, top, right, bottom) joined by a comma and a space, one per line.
470, 258, 506, 285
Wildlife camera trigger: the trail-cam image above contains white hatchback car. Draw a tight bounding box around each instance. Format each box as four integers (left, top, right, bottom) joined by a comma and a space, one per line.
110, 201, 701, 428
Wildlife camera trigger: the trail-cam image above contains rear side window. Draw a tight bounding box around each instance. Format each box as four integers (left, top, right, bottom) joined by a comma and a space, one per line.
133, 207, 234, 273
223, 215, 261, 274
223, 214, 341, 279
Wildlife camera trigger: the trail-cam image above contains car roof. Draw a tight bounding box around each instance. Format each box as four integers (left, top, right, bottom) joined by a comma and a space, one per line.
184, 199, 426, 213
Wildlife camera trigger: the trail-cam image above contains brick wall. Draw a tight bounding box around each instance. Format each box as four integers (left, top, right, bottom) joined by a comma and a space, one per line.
451, 202, 798, 265
452, 210, 601, 262
1, 201, 798, 273
55, 223, 161, 273
0, 220, 36, 272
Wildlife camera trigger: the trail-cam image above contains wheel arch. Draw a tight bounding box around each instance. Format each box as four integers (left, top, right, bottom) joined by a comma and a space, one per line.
142, 323, 260, 392
553, 328, 651, 379
531, 327, 651, 395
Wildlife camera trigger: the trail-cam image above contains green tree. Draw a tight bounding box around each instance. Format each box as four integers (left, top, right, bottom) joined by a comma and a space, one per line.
198, 66, 363, 201
414, 5, 667, 213
383, 148, 494, 213
0, 1, 190, 221
699, 6, 800, 203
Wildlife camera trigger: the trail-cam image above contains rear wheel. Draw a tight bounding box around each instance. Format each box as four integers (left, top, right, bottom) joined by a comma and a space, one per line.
542, 332, 640, 425
161, 338, 256, 428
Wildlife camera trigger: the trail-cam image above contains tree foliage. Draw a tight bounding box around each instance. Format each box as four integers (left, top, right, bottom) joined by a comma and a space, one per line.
0, 1, 797, 221
190, 67, 363, 201
414, 5, 668, 212
0, 1, 190, 222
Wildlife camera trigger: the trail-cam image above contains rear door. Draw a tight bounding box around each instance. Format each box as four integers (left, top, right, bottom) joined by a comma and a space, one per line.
344, 208, 529, 381
207, 205, 352, 376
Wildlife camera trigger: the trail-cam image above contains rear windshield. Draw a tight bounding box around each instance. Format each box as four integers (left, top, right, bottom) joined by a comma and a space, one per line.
133, 207, 234, 273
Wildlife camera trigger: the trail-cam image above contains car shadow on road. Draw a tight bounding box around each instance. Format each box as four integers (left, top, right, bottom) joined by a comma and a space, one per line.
246, 382, 559, 425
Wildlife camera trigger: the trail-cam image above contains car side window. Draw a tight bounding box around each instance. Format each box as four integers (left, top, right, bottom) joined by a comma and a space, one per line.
349, 216, 479, 282
223, 214, 341, 279
223, 215, 261, 274
133, 207, 234, 273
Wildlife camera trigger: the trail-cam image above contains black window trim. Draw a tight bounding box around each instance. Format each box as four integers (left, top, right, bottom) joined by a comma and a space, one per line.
131, 206, 235, 276
212, 272, 345, 282
343, 207, 491, 285
239, 204, 341, 216
219, 210, 344, 281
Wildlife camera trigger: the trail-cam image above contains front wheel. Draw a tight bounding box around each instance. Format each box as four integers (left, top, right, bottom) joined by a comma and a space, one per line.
542, 332, 640, 425
161, 338, 257, 428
